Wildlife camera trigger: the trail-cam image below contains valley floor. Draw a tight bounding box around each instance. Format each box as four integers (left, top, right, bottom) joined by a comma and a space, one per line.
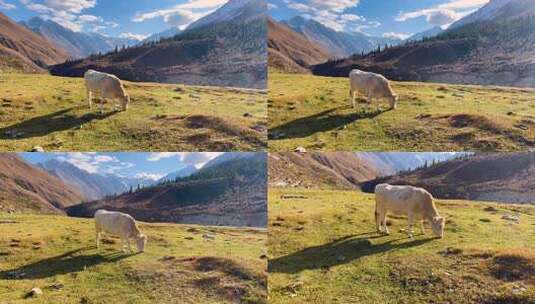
0, 73, 267, 151
268, 188, 535, 304
268, 72, 535, 151
0, 213, 267, 303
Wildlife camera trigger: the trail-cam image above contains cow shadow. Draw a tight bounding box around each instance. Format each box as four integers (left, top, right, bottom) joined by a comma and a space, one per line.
268, 233, 434, 274
269, 106, 389, 140
0, 107, 117, 140
0, 247, 136, 280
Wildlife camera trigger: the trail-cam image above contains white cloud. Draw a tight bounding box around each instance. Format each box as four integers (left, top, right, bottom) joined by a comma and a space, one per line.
19, 0, 117, 32
282, 0, 374, 34
133, 0, 227, 29
0, 0, 16, 10
383, 32, 412, 40
55, 153, 133, 175
119, 32, 150, 41
134, 172, 165, 181
268, 3, 277, 10
146, 152, 222, 169
396, 0, 489, 26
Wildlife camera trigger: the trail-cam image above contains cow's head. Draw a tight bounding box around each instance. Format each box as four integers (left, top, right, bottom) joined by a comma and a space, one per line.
389, 94, 398, 110
431, 216, 444, 238
135, 234, 147, 252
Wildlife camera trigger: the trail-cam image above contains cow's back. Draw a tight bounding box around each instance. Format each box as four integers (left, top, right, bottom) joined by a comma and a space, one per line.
95, 209, 136, 236
375, 184, 432, 215
85, 70, 125, 98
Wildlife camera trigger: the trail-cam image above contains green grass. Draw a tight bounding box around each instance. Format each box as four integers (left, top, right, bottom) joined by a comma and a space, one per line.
0, 73, 267, 151
268, 72, 535, 151
268, 188, 535, 304
0, 213, 267, 303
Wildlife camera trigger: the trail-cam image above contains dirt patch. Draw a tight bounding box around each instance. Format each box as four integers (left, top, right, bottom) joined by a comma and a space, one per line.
446, 114, 505, 134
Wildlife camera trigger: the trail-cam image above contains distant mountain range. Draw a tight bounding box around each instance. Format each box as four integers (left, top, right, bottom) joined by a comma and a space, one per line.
158, 165, 198, 183
282, 16, 401, 58
49, 0, 267, 88
268, 152, 459, 189
20, 17, 138, 59
66, 153, 267, 227
0, 12, 68, 73
37, 159, 154, 201
142, 27, 182, 44
313, 0, 535, 88
361, 152, 535, 204
406, 26, 443, 42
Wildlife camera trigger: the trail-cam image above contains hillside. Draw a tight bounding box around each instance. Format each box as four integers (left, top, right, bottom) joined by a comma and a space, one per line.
66, 154, 267, 227
0, 12, 67, 73
267, 18, 330, 73
0, 154, 83, 214
0, 73, 266, 151
312, 0, 535, 88
268, 152, 378, 189
0, 213, 267, 304
268, 72, 535, 151
362, 152, 535, 204
269, 188, 535, 304
49, 0, 266, 89
21, 17, 137, 59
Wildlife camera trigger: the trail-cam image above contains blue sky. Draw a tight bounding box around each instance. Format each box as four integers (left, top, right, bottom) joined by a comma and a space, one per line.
0, 0, 227, 40
269, 0, 489, 39
20, 152, 223, 181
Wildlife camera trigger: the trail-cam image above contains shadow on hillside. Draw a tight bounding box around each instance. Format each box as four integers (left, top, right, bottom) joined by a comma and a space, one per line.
269, 233, 434, 274
0, 247, 135, 279
0, 107, 117, 139
269, 106, 388, 140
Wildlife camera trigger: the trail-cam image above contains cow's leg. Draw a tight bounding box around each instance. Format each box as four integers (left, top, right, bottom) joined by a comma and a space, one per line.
126, 238, 132, 253
375, 210, 382, 233
382, 212, 390, 235
121, 237, 127, 252
420, 220, 426, 235
95, 231, 100, 249
100, 97, 105, 114
351, 90, 357, 109
366, 93, 373, 113
407, 213, 415, 239
87, 90, 92, 109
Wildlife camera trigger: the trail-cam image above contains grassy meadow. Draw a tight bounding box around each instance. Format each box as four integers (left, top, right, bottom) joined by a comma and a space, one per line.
0, 73, 267, 151
268, 72, 535, 151
268, 188, 535, 304
0, 213, 267, 304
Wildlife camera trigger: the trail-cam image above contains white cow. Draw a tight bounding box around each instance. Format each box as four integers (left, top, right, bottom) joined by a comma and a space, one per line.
349, 69, 398, 111
84, 69, 130, 112
95, 209, 147, 253
375, 183, 444, 239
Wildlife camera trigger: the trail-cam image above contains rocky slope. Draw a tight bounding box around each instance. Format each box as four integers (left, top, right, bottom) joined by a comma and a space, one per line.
362, 152, 535, 204
0, 154, 83, 213
312, 0, 535, 88
267, 18, 330, 73
50, 0, 266, 88
66, 153, 267, 227
0, 12, 67, 72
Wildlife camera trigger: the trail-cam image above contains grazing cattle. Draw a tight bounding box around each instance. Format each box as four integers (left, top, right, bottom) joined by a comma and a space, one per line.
375, 183, 444, 239
349, 69, 398, 111
84, 69, 130, 112
95, 209, 147, 253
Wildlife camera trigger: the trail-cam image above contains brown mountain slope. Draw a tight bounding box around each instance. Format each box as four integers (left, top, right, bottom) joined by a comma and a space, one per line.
0, 154, 84, 214
268, 18, 330, 73
313, 0, 535, 87
362, 152, 535, 204
269, 152, 380, 189
0, 12, 68, 72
